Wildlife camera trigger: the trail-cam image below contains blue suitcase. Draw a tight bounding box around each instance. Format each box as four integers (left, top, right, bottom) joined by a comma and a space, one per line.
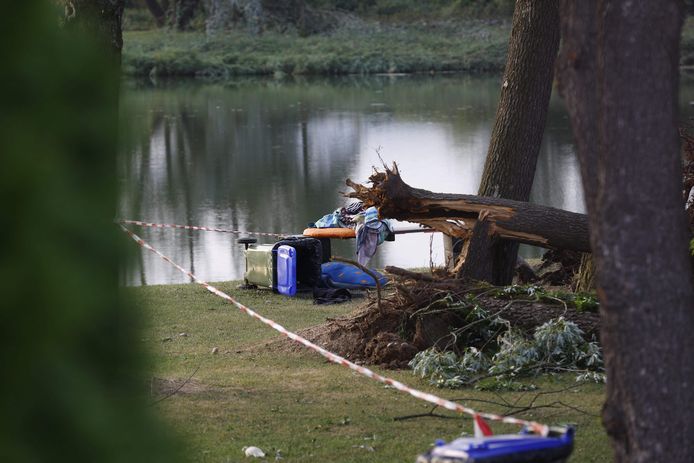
239, 236, 322, 294
276, 245, 297, 296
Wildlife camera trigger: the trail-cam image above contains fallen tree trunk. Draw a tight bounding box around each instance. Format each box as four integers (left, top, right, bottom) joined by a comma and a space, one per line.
346, 163, 590, 253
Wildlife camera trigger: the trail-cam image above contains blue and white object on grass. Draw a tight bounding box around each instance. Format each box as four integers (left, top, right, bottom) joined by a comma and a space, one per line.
275, 245, 297, 296
320, 261, 388, 290
415, 427, 574, 463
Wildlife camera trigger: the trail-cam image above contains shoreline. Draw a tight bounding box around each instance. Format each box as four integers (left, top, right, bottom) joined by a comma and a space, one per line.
123, 17, 694, 80
122, 20, 511, 79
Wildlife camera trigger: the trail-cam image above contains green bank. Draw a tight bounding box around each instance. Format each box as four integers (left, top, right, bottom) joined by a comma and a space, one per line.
123, 21, 510, 78
123, 16, 694, 79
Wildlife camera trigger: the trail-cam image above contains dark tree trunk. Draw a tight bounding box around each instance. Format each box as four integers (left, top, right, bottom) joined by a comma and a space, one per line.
144, 0, 166, 26
63, 0, 125, 59
171, 0, 200, 30
346, 165, 590, 253
558, 1, 694, 461
462, 0, 561, 285
205, 0, 310, 36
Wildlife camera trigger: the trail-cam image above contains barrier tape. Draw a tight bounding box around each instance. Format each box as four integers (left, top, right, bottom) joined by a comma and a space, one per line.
120, 224, 549, 436
118, 219, 290, 238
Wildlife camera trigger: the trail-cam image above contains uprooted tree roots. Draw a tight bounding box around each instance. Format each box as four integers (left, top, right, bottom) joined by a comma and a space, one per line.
294, 268, 600, 370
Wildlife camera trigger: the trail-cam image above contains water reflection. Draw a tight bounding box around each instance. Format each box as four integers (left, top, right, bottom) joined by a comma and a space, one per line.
120, 75, 691, 286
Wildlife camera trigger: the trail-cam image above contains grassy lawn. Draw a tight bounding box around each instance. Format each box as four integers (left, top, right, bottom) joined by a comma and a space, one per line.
128, 281, 611, 462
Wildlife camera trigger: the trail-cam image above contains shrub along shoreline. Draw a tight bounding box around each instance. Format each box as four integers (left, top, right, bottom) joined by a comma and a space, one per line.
122, 21, 511, 78
123, 16, 694, 79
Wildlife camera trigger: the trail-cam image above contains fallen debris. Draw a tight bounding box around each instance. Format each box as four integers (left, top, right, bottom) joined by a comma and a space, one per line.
243, 446, 266, 458
288, 268, 600, 372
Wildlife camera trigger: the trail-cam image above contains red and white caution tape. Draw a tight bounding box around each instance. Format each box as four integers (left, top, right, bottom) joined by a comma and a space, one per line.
119, 224, 549, 436
118, 219, 290, 238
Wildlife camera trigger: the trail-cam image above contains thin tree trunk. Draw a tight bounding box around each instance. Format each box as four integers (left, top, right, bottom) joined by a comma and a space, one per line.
573, 253, 595, 292
172, 0, 200, 30
461, 0, 560, 285
144, 0, 166, 26
558, 1, 694, 461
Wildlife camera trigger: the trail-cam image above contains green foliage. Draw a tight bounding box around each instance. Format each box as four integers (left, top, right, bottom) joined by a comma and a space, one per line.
122, 21, 511, 78
306, 0, 515, 18
488, 329, 539, 375
573, 293, 600, 312
411, 347, 490, 388
1, 2, 180, 461
123, 7, 158, 30
411, 293, 508, 349
690, 237, 694, 255
409, 317, 605, 390
494, 284, 599, 313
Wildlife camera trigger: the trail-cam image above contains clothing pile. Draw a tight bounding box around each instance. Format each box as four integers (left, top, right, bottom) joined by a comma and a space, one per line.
355, 206, 393, 266
311, 201, 364, 229
311, 202, 393, 266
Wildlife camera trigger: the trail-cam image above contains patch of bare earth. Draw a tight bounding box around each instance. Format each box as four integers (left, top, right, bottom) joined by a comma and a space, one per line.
273, 265, 599, 370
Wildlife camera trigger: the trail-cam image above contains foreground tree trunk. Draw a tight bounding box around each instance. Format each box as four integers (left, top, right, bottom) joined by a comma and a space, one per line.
557, 1, 694, 461
1, 1, 180, 461
462, 0, 561, 285
346, 165, 590, 254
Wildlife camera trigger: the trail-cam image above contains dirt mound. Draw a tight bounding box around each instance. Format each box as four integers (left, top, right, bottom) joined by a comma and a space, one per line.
280, 271, 600, 370
364, 332, 419, 369
292, 304, 418, 368
536, 249, 583, 286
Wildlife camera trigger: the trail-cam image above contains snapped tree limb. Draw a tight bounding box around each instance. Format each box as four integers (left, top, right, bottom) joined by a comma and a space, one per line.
346, 163, 590, 253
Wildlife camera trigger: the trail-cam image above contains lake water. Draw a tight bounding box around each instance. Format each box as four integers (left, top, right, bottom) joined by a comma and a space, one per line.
119, 74, 694, 286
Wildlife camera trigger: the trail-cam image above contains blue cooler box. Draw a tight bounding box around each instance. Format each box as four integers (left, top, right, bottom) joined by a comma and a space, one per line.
416, 428, 574, 463
276, 245, 297, 296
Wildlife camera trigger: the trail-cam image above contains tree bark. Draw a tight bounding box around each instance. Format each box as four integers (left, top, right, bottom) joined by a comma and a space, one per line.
171, 0, 200, 30
573, 253, 595, 292
144, 0, 166, 26
205, 0, 309, 36
346, 164, 590, 254
462, 0, 560, 285
557, 1, 694, 461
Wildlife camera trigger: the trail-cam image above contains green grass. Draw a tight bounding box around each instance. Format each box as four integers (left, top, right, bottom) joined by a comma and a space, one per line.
123, 15, 694, 79
127, 280, 611, 462
122, 21, 510, 78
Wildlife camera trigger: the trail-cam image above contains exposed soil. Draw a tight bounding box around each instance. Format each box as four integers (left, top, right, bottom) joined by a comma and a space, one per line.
285, 268, 600, 369
535, 249, 583, 286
